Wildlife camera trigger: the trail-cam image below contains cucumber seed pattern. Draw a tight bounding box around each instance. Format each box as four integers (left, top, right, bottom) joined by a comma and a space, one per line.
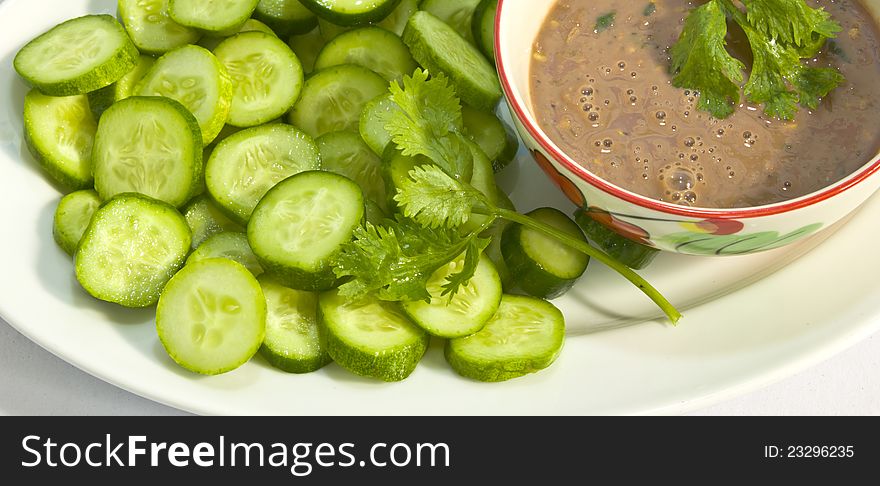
475, 303, 547, 348
232, 142, 294, 209
39, 29, 105, 77
343, 300, 412, 335
148, 75, 207, 114
426, 258, 478, 314
188, 287, 242, 349
275, 191, 346, 253
225, 53, 276, 104
55, 97, 96, 161
111, 118, 176, 198
271, 288, 318, 338
91, 216, 177, 297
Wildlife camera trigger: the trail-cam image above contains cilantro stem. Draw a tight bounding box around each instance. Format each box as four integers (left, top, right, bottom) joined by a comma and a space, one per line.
491, 208, 682, 325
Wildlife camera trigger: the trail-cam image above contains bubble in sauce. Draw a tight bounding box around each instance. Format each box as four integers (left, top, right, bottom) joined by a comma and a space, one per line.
684, 137, 696, 147
666, 168, 695, 191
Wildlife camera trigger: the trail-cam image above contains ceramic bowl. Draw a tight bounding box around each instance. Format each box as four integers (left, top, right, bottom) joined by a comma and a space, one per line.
495, 0, 880, 255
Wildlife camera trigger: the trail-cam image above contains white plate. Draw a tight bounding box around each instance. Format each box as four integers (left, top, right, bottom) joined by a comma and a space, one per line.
2, 0, 879, 416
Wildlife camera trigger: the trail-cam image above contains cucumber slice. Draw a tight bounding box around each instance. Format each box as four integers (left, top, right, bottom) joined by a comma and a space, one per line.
198, 19, 277, 52
288, 27, 326, 74
316, 131, 387, 210
23, 90, 96, 191
248, 171, 365, 291
319, 289, 428, 382
317, 18, 352, 41
462, 105, 519, 173
287, 64, 388, 139
381, 147, 434, 211
205, 124, 321, 223
299, 0, 404, 27
169, 0, 260, 34
88, 55, 156, 120
259, 275, 331, 373
118, 0, 202, 55
157, 258, 266, 375
375, 0, 418, 35
403, 11, 501, 111
135, 45, 234, 145
53, 190, 102, 256
187, 232, 264, 277
365, 198, 389, 227
460, 140, 497, 233
445, 294, 565, 382
501, 207, 590, 299
255, 0, 318, 36
483, 218, 515, 291
214, 32, 305, 127
419, 0, 480, 45
183, 195, 245, 250
402, 253, 502, 338
574, 209, 660, 270
75, 194, 191, 308
314, 27, 417, 83
14, 15, 138, 96
359, 93, 400, 156
93, 97, 202, 208
472, 0, 498, 62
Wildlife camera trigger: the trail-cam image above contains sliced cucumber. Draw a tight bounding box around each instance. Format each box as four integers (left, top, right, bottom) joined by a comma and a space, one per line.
381, 147, 432, 211
88, 55, 156, 121
169, 0, 260, 34
288, 27, 327, 74
574, 209, 660, 270
318, 18, 352, 41
287, 64, 388, 139
403, 11, 501, 111
23, 90, 96, 191
187, 232, 264, 277
359, 93, 400, 156
205, 124, 321, 223
255, 0, 318, 36
157, 258, 266, 375
53, 190, 102, 256
375, 0, 418, 35
117, 0, 202, 55
419, 0, 480, 45
214, 32, 305, 127
14, 15, 138, 96
317, 131, 387, 210
501, 207, 590, 299
365, 198, 389, 226
259, 275, 331, 373
319, 289, 428, 382
75, 194, 191, 308
93, 96, 202, 208
299, 0, 404, 27
460, 140, 497, 233
483, 218, 515, 291
446, 294, 565, 382
135, 45, 233, 145
472, 0, 498, 62
248, 171, 365, 291
462, 105, 519, 173
183, 195, 245, 250
198, 19, 277, 52
314, 27, 417, 83
402, 253, 502, 338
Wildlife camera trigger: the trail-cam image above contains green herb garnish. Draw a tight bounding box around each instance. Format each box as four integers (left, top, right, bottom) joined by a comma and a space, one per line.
595, 12, 616, 33
670, 0, 844, 120
644, 2, 656, 17
333, 69, 682, 324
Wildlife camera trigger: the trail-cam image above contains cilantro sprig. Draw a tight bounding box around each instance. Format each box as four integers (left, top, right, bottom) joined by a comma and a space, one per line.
332, 70, 682, 324
670, 0, 843, 120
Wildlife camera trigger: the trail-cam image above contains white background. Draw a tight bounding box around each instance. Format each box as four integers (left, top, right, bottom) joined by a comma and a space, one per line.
2, 317, 878, 416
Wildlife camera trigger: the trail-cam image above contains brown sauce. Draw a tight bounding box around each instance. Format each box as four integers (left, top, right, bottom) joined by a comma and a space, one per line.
530, 0, 880, 208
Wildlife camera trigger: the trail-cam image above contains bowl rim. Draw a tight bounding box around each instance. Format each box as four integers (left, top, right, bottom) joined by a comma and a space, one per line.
494, 0, 880, 219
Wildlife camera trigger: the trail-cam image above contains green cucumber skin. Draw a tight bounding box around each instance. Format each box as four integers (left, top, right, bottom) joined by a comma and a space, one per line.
445, 295, 565, 383
169, 0, 261, 34
318, 297, 429, 382
75, 193, 192, 308
53, 190, 102, 256
23, 105, 94, 192
471, 0, 498, 62
403, 11, 501, 111
573, 210, 659, 270
254, 0, 319, 36
501, 209, 590, 300
260, 341, 332, 374
14, 15, 139, 96
299, 0, 404, 27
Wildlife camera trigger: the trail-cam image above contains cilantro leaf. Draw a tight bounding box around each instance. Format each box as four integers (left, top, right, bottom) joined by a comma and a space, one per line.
394, 164, 491, 229
380, 69, 474, 182
332, 218, 489, 303
742, 0, 841, 48
670, 0, 745, 119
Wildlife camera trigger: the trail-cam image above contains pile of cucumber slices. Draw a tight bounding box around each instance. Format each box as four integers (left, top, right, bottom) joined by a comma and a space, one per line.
14, 0, 579, 383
